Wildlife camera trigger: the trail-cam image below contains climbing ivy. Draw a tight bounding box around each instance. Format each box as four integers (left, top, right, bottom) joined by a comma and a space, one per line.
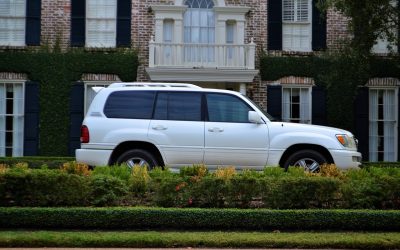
0, 49, 138, 156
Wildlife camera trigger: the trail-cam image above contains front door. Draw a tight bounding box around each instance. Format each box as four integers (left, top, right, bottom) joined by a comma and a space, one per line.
204, 93, 269, 169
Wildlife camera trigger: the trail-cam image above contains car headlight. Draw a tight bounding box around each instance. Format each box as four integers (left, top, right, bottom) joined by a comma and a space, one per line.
336, 134, 357, 149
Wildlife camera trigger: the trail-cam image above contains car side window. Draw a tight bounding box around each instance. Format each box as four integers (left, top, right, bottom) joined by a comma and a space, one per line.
206, 93, 252, 123
104, 91, 155, 119
154, 92, 202, 121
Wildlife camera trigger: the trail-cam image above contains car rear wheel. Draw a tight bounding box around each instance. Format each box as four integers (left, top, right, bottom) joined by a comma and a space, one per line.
283, 149, 328, 173
116, 149, 159, 169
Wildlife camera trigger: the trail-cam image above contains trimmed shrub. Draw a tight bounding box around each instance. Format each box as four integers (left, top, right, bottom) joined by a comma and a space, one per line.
89, 175, 129, 206
0, 207, 399, 231
0, 168, 89, 206
0, 157, 75, 169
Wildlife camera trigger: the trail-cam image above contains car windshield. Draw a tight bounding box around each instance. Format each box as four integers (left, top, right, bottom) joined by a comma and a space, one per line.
243, 95, 277, 121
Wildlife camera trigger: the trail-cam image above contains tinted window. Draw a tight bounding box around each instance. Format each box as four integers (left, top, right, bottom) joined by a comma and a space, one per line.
104, 91, 155, 119
154, 92, 202, 121
206, 93, 252, 123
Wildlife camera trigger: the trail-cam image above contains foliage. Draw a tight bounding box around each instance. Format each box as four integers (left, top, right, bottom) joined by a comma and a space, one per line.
0, 157, 76, 169
1, 164, 400, 209
60, 161, 91, 176
179, 164, 208, 177
1, 207, 400, 231
130, 165, 150, 194
0, 168, 89, 206
92, 164, 132, 182
317, 0, 399, 54
0, 50, 138, 156
88, 175, 129, 206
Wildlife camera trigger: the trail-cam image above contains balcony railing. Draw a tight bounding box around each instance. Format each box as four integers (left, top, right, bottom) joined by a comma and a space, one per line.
149, 37, 256, 70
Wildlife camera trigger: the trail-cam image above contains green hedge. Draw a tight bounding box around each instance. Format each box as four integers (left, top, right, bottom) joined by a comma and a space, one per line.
0, 157, 75, 169
0, 50, 138, 156
0, 207, 399, 231
1, 165, 400, 209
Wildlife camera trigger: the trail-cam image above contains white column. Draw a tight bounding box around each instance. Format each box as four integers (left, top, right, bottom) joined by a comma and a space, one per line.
0, 83, 5, 156
216, 20, 226, 67
247, 38, 256, 69
149, 36, 155, 67
239, 83, 246, 95
174, 18, 183, 66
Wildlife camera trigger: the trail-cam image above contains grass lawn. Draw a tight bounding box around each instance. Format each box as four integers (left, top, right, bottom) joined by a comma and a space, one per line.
0, 230, 399, 249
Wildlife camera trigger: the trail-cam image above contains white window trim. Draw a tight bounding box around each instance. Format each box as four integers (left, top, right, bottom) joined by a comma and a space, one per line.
0, 0, 26, 46
84, 81, 113, 114
85, 0, 117, 48
282, 85, 312, 124
369, 86, 398, 161
0, 79, 25, 157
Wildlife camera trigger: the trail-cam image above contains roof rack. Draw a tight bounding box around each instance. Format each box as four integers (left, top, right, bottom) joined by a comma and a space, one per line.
108, 82, 202, 89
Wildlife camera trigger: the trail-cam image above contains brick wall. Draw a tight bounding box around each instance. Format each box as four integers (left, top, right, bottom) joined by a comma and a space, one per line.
327, 9, 351, 51
41, 0, 71, 48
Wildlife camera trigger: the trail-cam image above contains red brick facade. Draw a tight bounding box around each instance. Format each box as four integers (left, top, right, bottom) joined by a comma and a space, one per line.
0, 0, 355, 108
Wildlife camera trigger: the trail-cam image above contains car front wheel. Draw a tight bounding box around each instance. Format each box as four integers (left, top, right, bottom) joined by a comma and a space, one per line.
283, 149, 328, 172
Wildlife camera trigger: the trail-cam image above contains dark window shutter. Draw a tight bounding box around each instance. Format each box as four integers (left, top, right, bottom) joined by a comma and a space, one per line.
267, 85, 282, 120
71, 0, 85, 47
398, 88, 400, 161
311, 86, 327, 125
117, 0, 131, 47
312, 0, 326, 51
25, 0, 41, 46
69, 82, 85, 156
267, 0, 282, 50
354, 87, 369, 161
24, 81, 40, 156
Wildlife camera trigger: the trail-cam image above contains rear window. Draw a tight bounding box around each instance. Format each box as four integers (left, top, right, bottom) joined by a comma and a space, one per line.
104, 91, 155, 119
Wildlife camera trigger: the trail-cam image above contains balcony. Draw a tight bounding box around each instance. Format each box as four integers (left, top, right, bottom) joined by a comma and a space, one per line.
146, 37, 258, 83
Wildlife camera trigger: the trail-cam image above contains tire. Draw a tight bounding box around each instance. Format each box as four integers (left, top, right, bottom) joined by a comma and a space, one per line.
283, 149, 328, 172
116, 149, 159, 169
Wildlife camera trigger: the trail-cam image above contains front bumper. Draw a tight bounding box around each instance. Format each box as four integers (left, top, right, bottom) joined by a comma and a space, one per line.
329, 149, 362, 170
75, 149, 113, 166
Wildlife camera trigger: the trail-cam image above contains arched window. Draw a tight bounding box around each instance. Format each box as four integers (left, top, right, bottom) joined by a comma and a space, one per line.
184, 0, 215, 63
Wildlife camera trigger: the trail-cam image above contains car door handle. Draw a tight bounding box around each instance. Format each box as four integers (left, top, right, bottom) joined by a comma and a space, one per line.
208, 127, 224, 132
152, 125, 167, 130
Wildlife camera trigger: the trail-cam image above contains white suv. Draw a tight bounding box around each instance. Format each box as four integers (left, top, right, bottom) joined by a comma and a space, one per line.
76, 82, 362, 172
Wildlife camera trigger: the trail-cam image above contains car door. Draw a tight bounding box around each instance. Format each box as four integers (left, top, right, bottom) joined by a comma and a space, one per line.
148, 91, 204, 166
204, 93, 269, 169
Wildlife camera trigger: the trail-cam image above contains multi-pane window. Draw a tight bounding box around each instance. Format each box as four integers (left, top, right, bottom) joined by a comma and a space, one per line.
282, 87, 311, 123
0, 0, 26, 46
282, 0, 311, 52
86, 0, 117, 48
369, 88, 397, 162
0, 82, 24, 156
184, 0, 215, 63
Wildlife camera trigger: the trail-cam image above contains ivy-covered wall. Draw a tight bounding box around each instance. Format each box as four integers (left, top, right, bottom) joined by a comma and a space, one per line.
260, 55, 400, 131
0, 50, 138, 156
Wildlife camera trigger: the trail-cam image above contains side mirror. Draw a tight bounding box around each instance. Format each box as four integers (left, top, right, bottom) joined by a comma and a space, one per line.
248, 111, 263, 124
